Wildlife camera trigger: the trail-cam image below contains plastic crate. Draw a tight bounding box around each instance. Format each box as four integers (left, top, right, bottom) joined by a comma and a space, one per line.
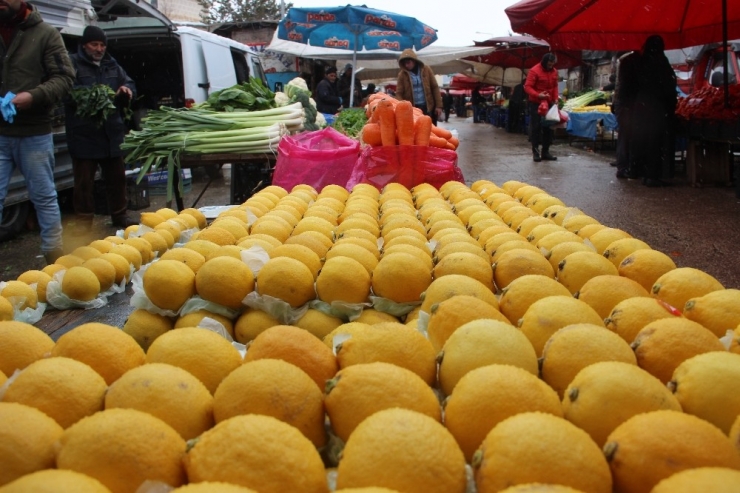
93, 173, 150, 214
148, 169, 192, 196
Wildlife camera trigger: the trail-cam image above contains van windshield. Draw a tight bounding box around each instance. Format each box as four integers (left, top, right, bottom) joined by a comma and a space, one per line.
708, 51, 739, 87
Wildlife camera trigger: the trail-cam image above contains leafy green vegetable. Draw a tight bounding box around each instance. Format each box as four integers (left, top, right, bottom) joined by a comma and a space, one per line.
71, 84, 117, 127
204, 77, 277, 112
332, 108, 367, 138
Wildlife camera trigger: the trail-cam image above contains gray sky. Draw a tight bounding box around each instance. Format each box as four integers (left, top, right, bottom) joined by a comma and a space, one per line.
287, 0, 523, 47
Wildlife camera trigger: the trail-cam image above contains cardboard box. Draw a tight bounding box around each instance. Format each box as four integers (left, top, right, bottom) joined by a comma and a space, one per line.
686, 140, 732, 187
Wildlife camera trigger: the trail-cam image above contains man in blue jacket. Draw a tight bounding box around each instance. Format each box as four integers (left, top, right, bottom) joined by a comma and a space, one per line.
66, 25, 137, 234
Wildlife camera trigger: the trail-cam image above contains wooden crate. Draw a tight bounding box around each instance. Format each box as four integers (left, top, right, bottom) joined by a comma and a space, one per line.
686, 140, 732, 187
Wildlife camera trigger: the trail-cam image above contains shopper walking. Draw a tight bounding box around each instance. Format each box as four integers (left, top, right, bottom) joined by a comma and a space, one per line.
524, 53, 559, 162
66, 25, 138, 233
0, 0, 75, 264
396, 49, 443, 125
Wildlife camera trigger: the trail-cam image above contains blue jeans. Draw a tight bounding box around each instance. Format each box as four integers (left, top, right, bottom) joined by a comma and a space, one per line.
0, 134, 62, 253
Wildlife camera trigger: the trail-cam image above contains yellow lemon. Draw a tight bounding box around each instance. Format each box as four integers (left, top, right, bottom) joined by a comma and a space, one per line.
576, 274, 651, 319
372, 252, 432, 303
683, 288, 740, 337
540, 323, 637, 397
256, 256, 316, 308
143, 259, 196, 311
605, 296, 681, 344
61, 266, 100, 302
427, 295, 511, 352
316, 255, 371, 304
562, 361, 681, 446
122, 308, 173, 351
556, 250, 618, 295
652, 267, 725, 312
618, 249, 677, 291
195, 256, 254, 310
498, 274, 573, 325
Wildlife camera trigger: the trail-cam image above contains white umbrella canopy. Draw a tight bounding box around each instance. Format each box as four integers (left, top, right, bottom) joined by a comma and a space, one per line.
462, 61, 528, 88
267, 30, 494, 94
335, 57, 480, 80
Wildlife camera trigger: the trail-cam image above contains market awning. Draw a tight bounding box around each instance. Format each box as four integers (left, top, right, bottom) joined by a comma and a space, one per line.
265, 29, 493, 79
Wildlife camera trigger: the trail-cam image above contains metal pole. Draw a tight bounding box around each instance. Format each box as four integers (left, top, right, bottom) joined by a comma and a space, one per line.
280, 0, 286, 18
349, 33, 358, 108
723, 0, 729, 108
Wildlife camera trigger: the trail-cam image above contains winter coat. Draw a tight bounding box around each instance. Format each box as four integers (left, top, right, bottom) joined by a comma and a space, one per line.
396, 49, 443, 113
65, 46, 136, 159
315, 77, 342, 114
524, 63, 559, 104
0, 4, 75, 136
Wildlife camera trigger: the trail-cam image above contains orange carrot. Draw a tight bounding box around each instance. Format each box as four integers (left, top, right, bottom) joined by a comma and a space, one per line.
395, 101, 415, 145
448, 136, 459, 149
414, 115, 432, 146
431, 125, 452, 140
429, 134, 449, 149
362, 123, 382, 146
377, 100, 397, 146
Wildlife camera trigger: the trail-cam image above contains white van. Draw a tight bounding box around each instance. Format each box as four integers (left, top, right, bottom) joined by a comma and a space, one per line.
0, 0, 267, 240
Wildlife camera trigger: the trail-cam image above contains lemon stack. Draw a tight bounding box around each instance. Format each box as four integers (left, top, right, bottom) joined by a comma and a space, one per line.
1, 179, 740, 493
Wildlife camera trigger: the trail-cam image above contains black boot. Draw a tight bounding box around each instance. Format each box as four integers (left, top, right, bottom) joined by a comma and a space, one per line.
542, 148, 558, 161
43, 248, 64, 265
112, 213, 140, 228
532, 148, 542, 162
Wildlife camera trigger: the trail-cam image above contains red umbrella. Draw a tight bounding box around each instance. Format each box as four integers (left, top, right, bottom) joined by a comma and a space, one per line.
505, 0, 740, 51
505, 0, 739, 104
468, 35, 581, 69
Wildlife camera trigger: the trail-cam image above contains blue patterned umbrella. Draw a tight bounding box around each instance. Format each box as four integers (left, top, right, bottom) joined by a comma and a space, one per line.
277, 5, 438, 106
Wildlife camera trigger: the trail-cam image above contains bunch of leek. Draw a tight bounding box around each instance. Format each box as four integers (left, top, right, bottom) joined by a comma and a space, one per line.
121, 102, 304, 200
562, 90, 606, 111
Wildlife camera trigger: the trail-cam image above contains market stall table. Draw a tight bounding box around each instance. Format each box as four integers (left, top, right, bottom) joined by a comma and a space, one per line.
171, 152, 277, 211
566, 111, 618, 151
678, 118, 739, 192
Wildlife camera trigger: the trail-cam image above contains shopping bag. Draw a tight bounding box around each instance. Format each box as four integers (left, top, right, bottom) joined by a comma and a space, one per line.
538, 100, 550, 116
347, 145, 464, 190
272, 126, 360, 191
546, 103, 560, 122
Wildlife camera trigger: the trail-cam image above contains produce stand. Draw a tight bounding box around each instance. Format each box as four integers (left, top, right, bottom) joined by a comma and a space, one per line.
170, 152, 277, 211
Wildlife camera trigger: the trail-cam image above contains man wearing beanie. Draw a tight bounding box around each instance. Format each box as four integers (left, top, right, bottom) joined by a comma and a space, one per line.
0, 0, 74, 264
66, 25, 137, 234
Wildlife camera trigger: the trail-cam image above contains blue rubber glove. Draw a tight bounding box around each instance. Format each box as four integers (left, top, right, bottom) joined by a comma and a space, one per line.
1, 92, 16, 124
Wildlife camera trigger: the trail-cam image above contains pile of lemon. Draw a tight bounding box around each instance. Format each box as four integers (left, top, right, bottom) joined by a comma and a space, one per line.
1, 179, 740, 493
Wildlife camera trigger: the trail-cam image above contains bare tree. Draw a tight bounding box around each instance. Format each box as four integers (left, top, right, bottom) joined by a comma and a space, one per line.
198, 0, 292, 24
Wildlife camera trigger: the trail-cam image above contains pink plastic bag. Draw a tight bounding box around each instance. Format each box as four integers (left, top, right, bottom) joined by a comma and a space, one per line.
347, 145, 464, 190
272, 127, 360, 191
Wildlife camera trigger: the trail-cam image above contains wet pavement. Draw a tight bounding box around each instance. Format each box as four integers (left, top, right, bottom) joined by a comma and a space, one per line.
2, 115, 739, 297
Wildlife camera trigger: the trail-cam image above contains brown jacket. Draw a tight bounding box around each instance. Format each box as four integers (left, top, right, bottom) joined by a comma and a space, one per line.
396, 49, 442, 114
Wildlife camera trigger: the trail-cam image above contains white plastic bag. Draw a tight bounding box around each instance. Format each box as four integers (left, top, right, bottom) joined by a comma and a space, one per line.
545, 103, 560, 122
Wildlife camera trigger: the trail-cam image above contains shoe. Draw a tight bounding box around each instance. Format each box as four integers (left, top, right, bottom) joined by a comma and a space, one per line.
111, 214, 140, 228
541, 150, 558, 161
609, 161, 618, 167
43, 248, 64, 265
532, 149, 542, 162
616, 169, 629, 179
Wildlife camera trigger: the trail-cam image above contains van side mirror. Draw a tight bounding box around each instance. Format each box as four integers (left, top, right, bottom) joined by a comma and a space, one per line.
274, 82, 283, 92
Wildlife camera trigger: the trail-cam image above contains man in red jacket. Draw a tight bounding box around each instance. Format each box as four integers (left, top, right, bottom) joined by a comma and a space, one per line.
525, 53, 559, 162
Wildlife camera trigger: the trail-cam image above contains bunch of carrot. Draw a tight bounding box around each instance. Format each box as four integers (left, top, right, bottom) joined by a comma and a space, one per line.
361, 94, 459, 150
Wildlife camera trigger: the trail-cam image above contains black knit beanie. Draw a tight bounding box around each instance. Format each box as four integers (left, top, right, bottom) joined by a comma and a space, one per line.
81, 26, 107, 45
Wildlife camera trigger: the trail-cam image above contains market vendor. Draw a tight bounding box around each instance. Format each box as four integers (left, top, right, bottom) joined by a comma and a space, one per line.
315, 66, 342, 115
65, 25, 138, 233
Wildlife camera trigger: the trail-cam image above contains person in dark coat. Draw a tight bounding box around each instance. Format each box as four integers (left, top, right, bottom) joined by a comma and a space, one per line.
631, 35, 678, 187
315, 66, 342, 114
614, 50, 641, 179
65, 25, 137, 233
507, 83, 526, 133
337, 63, 362, 107
441, 88, 452, 122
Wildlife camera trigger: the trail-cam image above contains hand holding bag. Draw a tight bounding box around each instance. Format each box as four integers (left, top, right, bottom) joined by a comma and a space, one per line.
545, 103, 561, 122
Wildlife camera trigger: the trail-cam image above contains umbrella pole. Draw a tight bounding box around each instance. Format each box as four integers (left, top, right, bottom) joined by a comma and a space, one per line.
723, 0, 729, 108
350, 33, 358, 108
